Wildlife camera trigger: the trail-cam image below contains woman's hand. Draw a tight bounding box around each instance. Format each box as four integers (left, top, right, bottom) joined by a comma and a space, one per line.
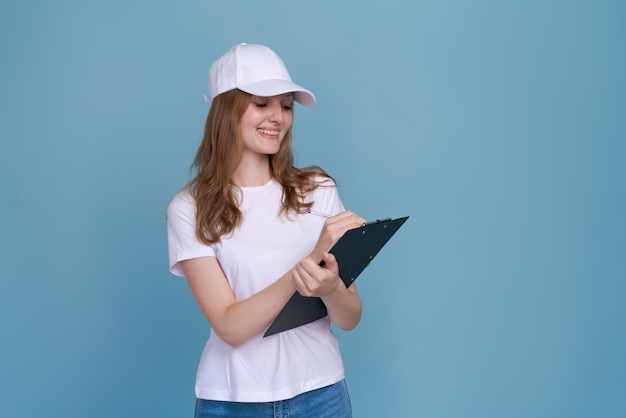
292, 210, 366, 331
293, 252, 342, 297
310, 210, 366, 262
292, 251, 362, 331
296, 209, 365, 296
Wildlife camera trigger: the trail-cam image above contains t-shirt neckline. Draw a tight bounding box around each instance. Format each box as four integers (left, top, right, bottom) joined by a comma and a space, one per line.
238, 178, 278, 193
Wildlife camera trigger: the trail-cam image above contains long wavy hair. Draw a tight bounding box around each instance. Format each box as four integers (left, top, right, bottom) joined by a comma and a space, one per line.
188, 89, 331, 245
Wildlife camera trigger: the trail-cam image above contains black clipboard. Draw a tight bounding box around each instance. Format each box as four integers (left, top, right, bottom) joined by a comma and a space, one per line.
264, 216, 409, 337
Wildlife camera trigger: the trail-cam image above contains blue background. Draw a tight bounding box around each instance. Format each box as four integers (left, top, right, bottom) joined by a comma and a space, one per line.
1, 1, 624, 417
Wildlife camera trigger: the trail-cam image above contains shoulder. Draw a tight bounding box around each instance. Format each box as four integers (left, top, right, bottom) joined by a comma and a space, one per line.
307, 174, 341, 202
308, 173, 337, 192
167, 189, 195, 221
298, 166, 334, 184
314, 175, 336, 188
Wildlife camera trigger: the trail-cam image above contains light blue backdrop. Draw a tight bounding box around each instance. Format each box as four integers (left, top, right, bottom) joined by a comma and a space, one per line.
1, 1, 624, 417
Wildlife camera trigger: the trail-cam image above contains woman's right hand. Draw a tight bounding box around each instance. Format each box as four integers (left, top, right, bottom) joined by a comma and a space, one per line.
310, 210, 366, 262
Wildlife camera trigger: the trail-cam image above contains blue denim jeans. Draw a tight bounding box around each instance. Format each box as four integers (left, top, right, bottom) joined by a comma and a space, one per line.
194, 379, 352, 418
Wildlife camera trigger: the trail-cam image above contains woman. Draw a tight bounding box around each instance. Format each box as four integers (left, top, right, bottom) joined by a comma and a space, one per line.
167, 43, 366, 417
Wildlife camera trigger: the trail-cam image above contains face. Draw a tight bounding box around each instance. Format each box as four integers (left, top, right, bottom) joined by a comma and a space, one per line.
239, 93, 294, 158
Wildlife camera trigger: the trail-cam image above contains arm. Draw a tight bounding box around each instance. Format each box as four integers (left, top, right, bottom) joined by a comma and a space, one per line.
182, 210, 366, 344
294, 252, 362, 331
292, 210, 367, 331
181, 257, 297, 347
170, 192, 298, 346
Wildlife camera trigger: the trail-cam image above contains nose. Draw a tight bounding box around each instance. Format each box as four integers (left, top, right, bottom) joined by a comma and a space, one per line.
268, 102, 284, 124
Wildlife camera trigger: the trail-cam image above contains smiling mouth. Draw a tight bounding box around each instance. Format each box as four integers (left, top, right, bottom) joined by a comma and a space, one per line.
257, 128, 280, 136
257, 128, 281, 140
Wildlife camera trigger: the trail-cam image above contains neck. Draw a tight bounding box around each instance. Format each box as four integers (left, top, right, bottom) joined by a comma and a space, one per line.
231, 154, 272, 187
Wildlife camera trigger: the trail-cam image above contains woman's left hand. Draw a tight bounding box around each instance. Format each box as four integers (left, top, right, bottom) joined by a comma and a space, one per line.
293, 252, 343, 297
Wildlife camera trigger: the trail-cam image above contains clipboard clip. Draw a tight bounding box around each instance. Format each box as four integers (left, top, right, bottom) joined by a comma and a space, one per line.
364, 218, 392, 227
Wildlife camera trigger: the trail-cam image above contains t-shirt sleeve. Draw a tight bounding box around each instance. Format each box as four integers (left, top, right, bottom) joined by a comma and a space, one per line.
166, 192, 216, 277
313, 177, 345, 216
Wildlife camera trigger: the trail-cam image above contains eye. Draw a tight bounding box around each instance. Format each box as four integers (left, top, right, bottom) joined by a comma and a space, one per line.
282, 103, 294, 111
254, 102, 267, 108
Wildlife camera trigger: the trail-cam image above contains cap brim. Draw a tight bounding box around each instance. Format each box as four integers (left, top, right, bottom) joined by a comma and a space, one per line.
239, 79, 316, 106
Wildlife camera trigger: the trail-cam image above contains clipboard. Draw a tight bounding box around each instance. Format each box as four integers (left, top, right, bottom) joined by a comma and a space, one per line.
264, 216, 409, 337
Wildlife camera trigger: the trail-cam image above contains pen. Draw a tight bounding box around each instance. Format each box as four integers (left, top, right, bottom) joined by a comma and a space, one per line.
307, 209, 331, 218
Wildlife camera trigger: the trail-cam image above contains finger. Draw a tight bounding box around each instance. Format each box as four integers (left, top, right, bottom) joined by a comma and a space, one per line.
325, 212, 367, 236
300, 259, 334, 291
320, 252, 338, 274
334, 211, 367, 227
292, 265, 310, 296
295, 261, 317, 294
327, 210, 361, 226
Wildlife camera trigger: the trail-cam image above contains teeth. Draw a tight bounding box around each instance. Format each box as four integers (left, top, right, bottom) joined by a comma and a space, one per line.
258, 128, 279, 135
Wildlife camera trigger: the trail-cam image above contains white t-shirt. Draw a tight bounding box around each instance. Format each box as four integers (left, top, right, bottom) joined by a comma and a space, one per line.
167, 178, 346, 402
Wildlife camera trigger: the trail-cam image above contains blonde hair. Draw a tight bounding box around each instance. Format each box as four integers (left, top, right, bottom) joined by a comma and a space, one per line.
189, 89, 330, 245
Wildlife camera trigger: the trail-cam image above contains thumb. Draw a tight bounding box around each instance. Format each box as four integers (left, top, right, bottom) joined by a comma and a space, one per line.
321, 252, 339, 274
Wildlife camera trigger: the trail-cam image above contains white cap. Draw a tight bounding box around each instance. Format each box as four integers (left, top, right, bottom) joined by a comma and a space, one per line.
207, 43, 315, 106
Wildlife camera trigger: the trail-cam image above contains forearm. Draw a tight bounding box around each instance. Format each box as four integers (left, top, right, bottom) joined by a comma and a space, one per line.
216, 271, 296, 346
321, 285, 362, 331
183, 257, 297, 347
